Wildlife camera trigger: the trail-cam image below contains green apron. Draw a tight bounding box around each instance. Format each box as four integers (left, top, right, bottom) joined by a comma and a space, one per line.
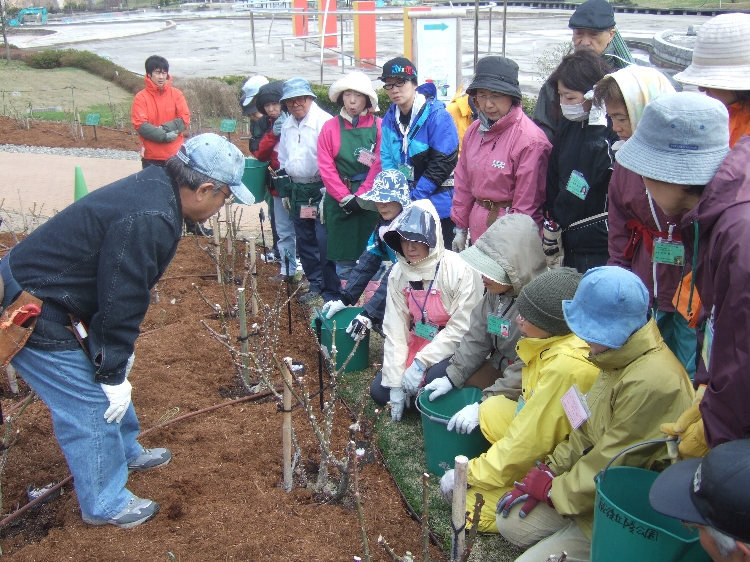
324, 116, 379, 261
290, 180, 324, 217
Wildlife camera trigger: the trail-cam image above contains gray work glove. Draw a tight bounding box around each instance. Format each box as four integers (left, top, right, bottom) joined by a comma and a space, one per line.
322, 299, 347, 319
423, 375, 454, 401
401, 358, 426, 396
440, 469, 455, 502
100, 379, 132, 423
447, 402, 480, 434
452, 228, 468, 252
160, 118, 185, 133
389, 387, 410, 422
282, 197, 291, 213
164, 130, 179, 142
273, 112, 289, 136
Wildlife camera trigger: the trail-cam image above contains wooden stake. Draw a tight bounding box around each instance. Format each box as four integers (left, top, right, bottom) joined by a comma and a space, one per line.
248, 236, 259, 316
225, 202, 233, 257
281, 357, 294, 492
212, 215, 221, 283
451, 456, 469, 562
237, 288, 251, 388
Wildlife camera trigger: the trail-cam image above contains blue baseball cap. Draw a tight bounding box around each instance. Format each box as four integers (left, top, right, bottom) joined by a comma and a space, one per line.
177, 133, 255, 205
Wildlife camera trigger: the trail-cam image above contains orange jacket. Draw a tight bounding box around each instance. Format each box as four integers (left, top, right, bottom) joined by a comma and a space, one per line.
131, 75, 190, 161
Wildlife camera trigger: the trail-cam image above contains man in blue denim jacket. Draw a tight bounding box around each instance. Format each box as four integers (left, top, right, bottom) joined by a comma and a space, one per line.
1, 133, 254, 529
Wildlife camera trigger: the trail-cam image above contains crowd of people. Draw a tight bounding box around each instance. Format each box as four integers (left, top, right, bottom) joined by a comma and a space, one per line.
0, 1, 748, 559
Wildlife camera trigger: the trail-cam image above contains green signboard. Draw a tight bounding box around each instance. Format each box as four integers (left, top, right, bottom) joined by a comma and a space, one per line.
85, 113, 101, 126
220, 119, 237, 133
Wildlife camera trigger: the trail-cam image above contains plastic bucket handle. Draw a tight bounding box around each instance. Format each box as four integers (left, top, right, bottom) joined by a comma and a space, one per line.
596, 437, 677, 484
415, 389, 450, 425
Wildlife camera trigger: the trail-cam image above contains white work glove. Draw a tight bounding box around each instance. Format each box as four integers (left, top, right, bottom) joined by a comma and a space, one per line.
402, 359, 426, 396
282, 197, 291, 213
440, 469, 455, 502
452, 228, 468, 252
346, 313, 372, 341
100, 379, 132, 423
322, 299, 347, 319
447, 402, 480, 434
389, 387, 410, 422
423, 376, 454, 401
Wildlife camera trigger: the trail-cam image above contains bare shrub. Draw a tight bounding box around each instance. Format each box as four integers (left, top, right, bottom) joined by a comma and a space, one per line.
174, 77, 241, 128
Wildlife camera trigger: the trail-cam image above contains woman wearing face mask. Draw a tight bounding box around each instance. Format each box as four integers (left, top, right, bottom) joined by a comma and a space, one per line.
318, 71, 383, 280
450, 56, 552, 252
543, 49, 619, 273
370, 200, 482, 422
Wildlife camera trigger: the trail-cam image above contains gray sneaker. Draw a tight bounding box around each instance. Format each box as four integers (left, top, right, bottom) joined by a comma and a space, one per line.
82, 496, 160, 529
128, 448, 172, 472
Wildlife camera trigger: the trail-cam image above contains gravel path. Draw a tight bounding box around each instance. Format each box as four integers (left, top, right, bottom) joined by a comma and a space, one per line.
0, 144, 139, 160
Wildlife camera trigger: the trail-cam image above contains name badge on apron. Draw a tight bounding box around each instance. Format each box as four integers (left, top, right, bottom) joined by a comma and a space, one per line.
652, 238, 685, 266
702, 306, 715, 370
357, 149, 376, 167
398, 164, 415, 181
300, 205, 318, 219
560, 384, 591, 430
565, 170, 590, 200
414, 320, 439, 341
488, 313, 511, 339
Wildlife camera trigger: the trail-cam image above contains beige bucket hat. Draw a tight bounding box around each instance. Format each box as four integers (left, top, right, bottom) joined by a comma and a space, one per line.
674, 13, 750, 90
328, 71, 380, 112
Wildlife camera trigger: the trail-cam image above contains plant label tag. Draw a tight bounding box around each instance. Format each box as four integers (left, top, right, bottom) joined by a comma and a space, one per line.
514, 395, 526, 418
561, 384, 591, 430
300, 205, 317, 219
488, 313, 511, 338
702, 306, 715, 370
398, 164, 414, 181
565, 171, 590, 200
414, 321, 439, 341
357, 149, 376, 167
653, 238, 685, 266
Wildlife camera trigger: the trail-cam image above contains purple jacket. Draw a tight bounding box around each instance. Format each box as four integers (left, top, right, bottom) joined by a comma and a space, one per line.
607, 162, 685, 312
684, 136, 750, 447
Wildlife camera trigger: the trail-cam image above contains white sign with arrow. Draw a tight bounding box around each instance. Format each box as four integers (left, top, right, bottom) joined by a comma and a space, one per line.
411, 13, 462, 102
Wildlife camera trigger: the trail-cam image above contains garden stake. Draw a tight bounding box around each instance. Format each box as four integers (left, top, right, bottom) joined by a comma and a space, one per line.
284, 255, 292, 334
212, 216, 221, 283
259, 208, 268, 261
421, 473, 430, 562
225, 202, 233, 257
313, 312, 325, 411
350, 429, 371, 562
451, 456, 469, 562
281, 357, 294, 492
248, 236, 259, 316
237, 288, 251, 388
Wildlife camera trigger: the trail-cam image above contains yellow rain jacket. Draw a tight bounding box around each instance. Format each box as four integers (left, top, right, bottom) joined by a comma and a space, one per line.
546, 319, 694, 537
446, 88, 475, 154
465, 333, 599, 532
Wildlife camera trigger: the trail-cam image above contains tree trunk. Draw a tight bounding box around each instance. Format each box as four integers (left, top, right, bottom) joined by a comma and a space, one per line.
0, 0, 11, 66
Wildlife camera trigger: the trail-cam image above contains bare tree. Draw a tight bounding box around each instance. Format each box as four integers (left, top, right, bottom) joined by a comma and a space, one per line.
0, 0, 10, 65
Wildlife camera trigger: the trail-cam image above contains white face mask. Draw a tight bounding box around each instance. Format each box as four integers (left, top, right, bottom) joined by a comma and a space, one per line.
561, 102, 589, 122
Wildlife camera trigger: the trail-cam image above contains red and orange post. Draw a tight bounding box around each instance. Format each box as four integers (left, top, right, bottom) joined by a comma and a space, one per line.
353, 1, 376, 65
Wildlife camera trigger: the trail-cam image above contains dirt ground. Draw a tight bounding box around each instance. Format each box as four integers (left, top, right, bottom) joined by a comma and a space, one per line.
0, 128, 442, 560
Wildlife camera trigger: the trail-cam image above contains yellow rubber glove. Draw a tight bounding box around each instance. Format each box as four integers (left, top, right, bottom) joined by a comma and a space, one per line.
660, 385, 709, 459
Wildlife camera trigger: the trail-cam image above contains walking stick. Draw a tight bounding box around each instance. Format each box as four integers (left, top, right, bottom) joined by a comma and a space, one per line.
259, 207, 268, 261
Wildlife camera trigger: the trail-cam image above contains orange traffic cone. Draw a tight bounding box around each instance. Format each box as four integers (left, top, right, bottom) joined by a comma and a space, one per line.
74, 166, 88, 201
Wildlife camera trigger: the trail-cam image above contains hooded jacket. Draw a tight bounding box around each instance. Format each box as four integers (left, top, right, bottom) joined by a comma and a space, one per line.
380, 83, 459, 219
131, 75, 191, 161
683, 136, 750, 447
546, 319, 694, 537
445, 88, 476, 154
381, 200, 482, 388
451, 104, 551, 238
446, 213, 548, 397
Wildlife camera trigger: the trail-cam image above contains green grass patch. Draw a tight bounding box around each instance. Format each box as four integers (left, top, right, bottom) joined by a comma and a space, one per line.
31, 103, 130, 128
631, 0, 750, 8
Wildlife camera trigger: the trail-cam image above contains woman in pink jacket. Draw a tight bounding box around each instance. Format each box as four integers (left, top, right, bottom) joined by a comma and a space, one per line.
318, 71, 383, 280
451, 56, 552, 251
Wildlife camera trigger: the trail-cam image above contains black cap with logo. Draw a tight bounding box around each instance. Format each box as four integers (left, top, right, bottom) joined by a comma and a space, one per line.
379, 57, 418, 82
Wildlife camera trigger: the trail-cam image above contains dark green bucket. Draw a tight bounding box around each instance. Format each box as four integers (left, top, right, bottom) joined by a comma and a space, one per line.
311, 307, 370, 373
416, 387, 491, 475
592, 466, 709, 562
242, 159, 268, 203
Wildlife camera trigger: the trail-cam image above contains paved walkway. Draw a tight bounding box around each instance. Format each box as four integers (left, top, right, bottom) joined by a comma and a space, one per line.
0, 152, 266, 236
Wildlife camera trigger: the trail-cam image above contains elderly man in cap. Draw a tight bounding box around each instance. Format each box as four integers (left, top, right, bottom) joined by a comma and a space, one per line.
1, 133, 254, 529
533, 0, 636, 142
277, 77, 340, 304
650, 439, 750, 561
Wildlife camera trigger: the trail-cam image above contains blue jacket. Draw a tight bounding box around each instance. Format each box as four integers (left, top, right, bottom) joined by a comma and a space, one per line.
381, 83, 459, 219
3, 165, 182, 385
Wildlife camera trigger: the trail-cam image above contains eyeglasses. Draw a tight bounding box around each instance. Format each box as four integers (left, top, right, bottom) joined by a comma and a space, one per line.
286, 96, 309, 107
220, 187, 235, 204
475, 92, 508, 105
151, 70, 168, 76
383, 79, 408, 91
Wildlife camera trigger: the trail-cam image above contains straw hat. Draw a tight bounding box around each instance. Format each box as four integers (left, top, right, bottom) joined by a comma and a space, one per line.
328, 71, 380, 112
674, 13, 750, 90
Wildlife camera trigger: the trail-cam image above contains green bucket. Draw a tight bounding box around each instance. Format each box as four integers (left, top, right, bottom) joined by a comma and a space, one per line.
311, 307, 370, 373
592, 466, 709, 562
416, 388, 491, 475
242, 159, 269, 203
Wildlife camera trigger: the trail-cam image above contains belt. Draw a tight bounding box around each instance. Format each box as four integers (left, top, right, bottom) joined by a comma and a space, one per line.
475, 199, 513, 228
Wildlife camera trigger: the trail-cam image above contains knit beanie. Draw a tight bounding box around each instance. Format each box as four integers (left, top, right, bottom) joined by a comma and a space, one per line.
516, 268, 582, 336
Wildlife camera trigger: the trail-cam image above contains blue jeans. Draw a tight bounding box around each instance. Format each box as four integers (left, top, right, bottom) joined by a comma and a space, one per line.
292, 213, 341, 301
335, 260, 357, 281
11, 346, 144, 520
273, 196, 297, 276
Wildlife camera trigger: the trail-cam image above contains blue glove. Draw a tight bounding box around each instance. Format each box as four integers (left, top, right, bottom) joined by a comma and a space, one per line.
273, 112, 289, 136
402, 359, 426, 396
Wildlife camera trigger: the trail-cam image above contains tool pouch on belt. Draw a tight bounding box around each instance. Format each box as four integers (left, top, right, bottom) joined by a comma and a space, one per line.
0, 292, 43, 369
271, 170, 293, 198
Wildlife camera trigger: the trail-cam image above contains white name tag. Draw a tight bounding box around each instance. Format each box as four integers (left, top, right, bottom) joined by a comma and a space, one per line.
560, 384, 591, 430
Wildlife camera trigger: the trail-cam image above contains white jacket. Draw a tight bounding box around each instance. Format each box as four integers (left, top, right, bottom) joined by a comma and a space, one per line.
381, 200, 482, 388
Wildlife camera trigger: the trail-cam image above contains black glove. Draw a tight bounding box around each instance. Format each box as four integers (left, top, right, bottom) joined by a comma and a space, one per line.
340, 195, 361, 215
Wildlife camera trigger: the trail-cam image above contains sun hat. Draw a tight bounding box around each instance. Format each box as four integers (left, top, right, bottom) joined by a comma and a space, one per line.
568, 0, 616, 31
379, 57, 418, 82
673, 13, 750, 91
359, 169, 411, 208
280, 77, 317, 102
649, 439, 750, 543
253, 81, 284, 117
176, 133, 255, 205
562, 266, 648, 349
615, 92, 730, 185
241, 75, 269, 113
328, 71, 380, 112
466, 56, 522, 99
516, 268, 582, 336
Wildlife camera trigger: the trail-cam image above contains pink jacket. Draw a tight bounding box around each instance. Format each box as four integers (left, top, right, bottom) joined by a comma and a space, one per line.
607, 162, 685, 312
451, 105, 551, 240
317, 114, 382, 202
